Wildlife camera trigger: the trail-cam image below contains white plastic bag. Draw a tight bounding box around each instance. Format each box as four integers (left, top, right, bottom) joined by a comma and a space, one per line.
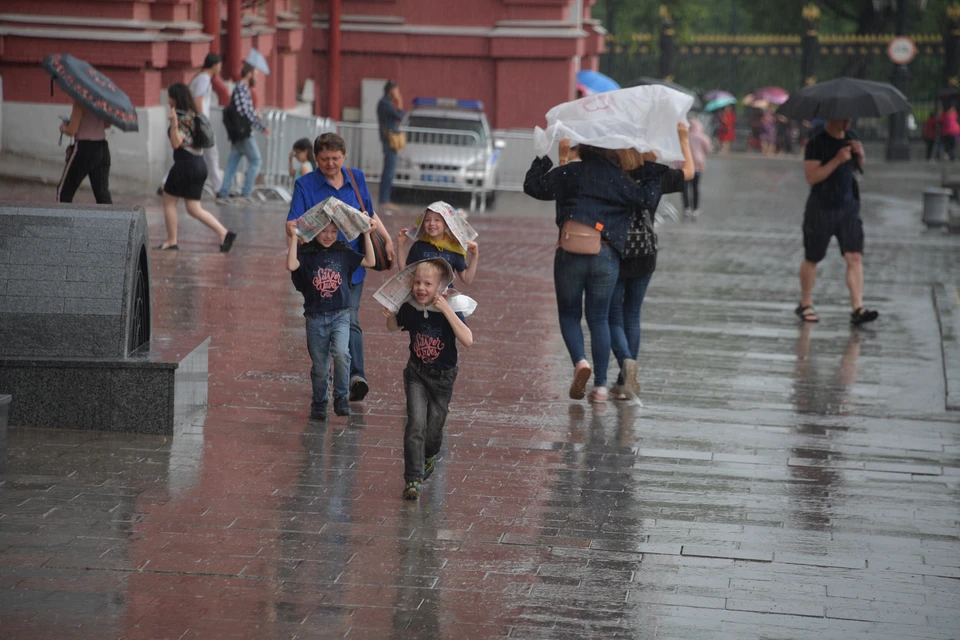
534, 85, 694, 163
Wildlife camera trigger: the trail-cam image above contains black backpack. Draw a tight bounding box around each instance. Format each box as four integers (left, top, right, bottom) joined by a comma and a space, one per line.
192, 114, 216, 149
222, 87, 252, 143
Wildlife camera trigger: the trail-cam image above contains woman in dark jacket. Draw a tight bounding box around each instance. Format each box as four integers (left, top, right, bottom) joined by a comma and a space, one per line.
524, 144, 651, 403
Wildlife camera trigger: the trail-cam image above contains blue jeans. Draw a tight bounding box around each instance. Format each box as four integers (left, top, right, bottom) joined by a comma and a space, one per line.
379, 144, 397, 204
305, 309, 351, 408
553, 245, 620, 386
609, 273, 653, 385
348, 280, 365, 379
219, 137, 261, 197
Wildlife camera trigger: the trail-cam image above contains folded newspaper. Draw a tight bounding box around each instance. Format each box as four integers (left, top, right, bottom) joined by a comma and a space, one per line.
374, 258, 477, 317
406, 201, 478, 251
296, 196, 372, 242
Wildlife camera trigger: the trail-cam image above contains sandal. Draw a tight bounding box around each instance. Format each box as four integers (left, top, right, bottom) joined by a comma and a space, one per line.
850, 307, 878, 326
795, 304, 818, 323
155, 243, 178, 251
220, 230, 237, 253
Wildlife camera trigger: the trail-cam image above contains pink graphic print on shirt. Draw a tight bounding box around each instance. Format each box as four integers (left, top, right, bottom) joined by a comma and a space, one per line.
413, 324, 445, 364
312, 262, 343, 298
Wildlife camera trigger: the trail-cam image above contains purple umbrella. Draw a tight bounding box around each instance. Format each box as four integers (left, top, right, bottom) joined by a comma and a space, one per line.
704, 90, 735, 102
754, 86, 790, 105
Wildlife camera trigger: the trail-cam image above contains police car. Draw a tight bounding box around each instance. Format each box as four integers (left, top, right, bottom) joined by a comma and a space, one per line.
394, 98, 505, 204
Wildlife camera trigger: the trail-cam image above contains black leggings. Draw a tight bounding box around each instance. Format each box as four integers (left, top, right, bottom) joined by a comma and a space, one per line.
57, 140, 113, 204
943, 135, 957, 162
682, 173, 700, 210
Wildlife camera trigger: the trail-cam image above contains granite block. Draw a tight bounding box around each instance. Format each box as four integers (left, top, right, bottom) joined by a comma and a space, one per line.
2, 264, 67, 281
64, 266, 127, 284
63, 298, 123, 316
933, 283, 960, 411
0, 296, 65, 314
0, 336, 209, 435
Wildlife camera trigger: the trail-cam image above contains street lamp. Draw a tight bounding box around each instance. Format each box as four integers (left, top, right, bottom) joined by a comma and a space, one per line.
879, 0, 926, 161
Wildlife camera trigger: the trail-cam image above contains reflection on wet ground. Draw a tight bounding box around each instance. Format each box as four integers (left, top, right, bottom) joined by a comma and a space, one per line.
1, 158, 959, 639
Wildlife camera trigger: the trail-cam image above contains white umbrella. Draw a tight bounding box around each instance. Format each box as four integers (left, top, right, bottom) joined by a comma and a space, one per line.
245, 48, 270, 75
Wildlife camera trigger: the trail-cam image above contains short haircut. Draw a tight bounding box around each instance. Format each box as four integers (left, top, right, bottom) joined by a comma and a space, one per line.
202, 53, 221, 69
384, 80, 397, 95
415, 259, 446, 280
241, 62, 255, 78
314, 132, 347, 156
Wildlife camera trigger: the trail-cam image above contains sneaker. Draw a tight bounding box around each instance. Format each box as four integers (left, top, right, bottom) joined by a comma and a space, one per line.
569, 360, 592, 400
623, 358, 640, 397
423, 456, 438, 482
333, 396, 352, 416
588, 386, 608, 404
215, 194, 231, 204
608, 384, 629, 401
310, 402, 328, 421
402, 481, 421, 500
683, 207, 694, 219
691, 209, 700, 220
349, 376, 369, 402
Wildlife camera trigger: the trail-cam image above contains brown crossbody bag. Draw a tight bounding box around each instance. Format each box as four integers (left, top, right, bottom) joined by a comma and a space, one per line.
557, 219, 603, 255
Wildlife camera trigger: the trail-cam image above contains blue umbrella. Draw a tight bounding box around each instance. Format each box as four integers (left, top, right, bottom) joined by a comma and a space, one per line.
704, 96, 738, 112
577, 70, 620, 96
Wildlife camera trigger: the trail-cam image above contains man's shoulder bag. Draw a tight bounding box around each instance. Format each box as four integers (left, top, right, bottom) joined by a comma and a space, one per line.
558, 219, 603, 255
345, 168, 392, 271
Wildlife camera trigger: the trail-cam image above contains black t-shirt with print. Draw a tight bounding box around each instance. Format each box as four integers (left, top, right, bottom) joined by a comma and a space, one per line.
291, 242, 363, 314
804, 129, 860, 209
396, 302, 466, 370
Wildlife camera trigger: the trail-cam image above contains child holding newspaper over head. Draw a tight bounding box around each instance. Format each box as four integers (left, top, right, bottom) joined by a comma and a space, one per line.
380, 258, 473, 501
285, 204, 376, 422
396, 201, 479, 284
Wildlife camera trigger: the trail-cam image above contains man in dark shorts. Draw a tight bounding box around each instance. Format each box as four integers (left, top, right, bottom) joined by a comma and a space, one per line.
796, 119, 878, 325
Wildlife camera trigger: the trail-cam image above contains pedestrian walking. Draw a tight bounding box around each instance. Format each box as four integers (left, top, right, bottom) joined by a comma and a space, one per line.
760, 107, 777, 156
396, 201, 479, 284
57, 100, 112, 204
289, 138, 317, 180
796, 119, 877, 325
156, 83, 236, 252
286, 132, 396, 403
285, 219, 376, 421
377, 80, 405, 211
681, 117, 712, 220
923, 108, 941, 162
217, 62, 270, 202
524, 142, 651, 404
938, 104, 959, 162
608, 127, 693, 402
717, 105, 736, 155
383, 259, 473, 501
190, 54, 225, 194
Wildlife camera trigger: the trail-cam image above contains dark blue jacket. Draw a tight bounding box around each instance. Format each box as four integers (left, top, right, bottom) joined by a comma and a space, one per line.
523, 154, 651, 256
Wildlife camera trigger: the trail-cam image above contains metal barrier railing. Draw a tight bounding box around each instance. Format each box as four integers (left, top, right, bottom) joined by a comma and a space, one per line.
336, 121, 489, 212
208, 107, 335, 202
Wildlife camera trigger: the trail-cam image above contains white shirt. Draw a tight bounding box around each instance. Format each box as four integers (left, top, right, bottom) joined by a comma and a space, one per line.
189, 72, 212, 117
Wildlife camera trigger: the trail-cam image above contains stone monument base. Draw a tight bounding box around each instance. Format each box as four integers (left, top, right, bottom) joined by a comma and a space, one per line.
0, 335, 208, 435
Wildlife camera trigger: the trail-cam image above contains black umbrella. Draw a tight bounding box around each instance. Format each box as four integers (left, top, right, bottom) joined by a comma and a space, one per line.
777, 77, 910, 121
43, 53, 139, 132
630, 77, 702, 110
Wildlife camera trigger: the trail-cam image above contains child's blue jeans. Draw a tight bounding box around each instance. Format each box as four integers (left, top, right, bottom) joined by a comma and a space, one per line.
305, 309, 351, 408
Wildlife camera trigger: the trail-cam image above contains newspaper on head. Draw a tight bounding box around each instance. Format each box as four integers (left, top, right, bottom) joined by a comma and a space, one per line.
406, 201, 478, 251
296, 196, 372, 243
373, 258, 474, 317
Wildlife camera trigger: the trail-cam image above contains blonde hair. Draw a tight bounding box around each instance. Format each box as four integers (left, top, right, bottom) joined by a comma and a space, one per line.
615, 148, 644, 171
414, 259, 446, 280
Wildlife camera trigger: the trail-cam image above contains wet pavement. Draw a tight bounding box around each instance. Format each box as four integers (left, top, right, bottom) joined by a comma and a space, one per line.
2, 156, 960, 639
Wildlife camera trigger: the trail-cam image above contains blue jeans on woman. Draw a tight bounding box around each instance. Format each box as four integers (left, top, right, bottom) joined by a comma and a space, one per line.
219, 137, 261, 197
609, 273, 653, 385
554, 244, 620, 387
305, 309, 351, 410
380, 144, 397, 204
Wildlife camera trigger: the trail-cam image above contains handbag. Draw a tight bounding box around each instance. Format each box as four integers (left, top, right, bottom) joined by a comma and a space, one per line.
192, 113, 216, 149
345, 168, 393, 271
621, 209, 657, 260
382, 126, 406, 152
558, 219, 602, 255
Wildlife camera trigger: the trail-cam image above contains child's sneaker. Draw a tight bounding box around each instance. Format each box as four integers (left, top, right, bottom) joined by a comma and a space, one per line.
310, 402, 328, 421
333, 396, 352, 417
422, 456, 438, 482
402, 481, 421, 500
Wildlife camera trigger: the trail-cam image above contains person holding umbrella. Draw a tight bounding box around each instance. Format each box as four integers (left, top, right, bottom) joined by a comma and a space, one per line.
44, 54, 140, 204
778, 78, 907, 325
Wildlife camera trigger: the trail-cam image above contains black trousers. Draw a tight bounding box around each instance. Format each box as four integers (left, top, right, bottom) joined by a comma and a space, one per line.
403, 360, 457, 483
57, 140, 113, 204
682, 173, 700, 210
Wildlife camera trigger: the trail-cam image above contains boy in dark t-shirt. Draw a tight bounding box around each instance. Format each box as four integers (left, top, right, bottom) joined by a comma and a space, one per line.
287, 221, 376, 420
797, 119, 878, 326
383, 259, 473, 500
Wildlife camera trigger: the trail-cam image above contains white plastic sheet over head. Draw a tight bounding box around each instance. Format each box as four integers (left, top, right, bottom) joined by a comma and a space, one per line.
534, 85, 694, 162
